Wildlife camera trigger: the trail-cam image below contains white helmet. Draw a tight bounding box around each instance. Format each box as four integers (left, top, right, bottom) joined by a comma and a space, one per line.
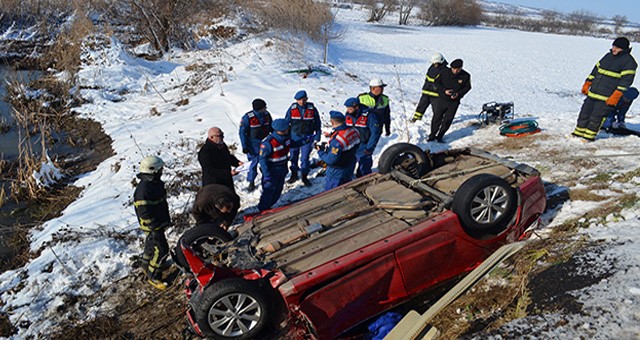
431, 52, 445, 64
140, 155, 165, 174
369, 78, 387, 87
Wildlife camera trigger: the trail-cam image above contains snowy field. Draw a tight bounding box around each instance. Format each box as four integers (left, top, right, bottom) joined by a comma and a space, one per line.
1, 8, 640, 338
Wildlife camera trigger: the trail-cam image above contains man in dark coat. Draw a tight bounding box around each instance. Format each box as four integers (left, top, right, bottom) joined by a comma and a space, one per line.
191, 184, 240, 229
412, 52, 448, 122
198, 127, 243, 191
573, 37, 637, 141
285, 90, 321, 186
317, 111, 361, 190
431, 58, 471, 142
133, 155, 172, 290
359, 78, 392, 136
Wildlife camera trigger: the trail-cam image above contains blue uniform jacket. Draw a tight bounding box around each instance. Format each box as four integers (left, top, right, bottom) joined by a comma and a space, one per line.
319, 124, 360, 179
239, 110, 273, 155
259, 133, 304, 179
348, 107, 382, 154
284, 102, 321, 143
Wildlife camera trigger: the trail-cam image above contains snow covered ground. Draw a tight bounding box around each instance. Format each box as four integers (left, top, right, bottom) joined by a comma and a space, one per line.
1, 8, 640, 338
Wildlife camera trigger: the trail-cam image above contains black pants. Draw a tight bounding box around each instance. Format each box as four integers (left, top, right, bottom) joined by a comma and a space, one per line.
430, 100, 459, 139
142, 230, 169, 280
414, 94, 435, 120
577, 97, 612, 132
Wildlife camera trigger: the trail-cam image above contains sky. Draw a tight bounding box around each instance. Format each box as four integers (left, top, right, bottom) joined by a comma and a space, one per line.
495, 0, 640, 23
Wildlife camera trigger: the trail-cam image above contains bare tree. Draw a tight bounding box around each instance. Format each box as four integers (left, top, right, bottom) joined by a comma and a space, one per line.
612, 15, 627, 35
419, 0, 483, 26
398, 0, 417, 25
566, 9, 598, 35
363, 0, 394, 22
318, 9, 345, 64
541, 9, 562, 33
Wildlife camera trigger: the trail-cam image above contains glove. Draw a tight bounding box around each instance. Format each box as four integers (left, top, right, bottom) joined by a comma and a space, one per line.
581, 81, 592, 95
606, 90, 624, 106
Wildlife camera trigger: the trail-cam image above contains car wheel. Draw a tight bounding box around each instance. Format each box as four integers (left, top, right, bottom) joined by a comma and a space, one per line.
191, 278, 274, 339
175, 224, 233, 270
452, 174, 517, 237
378, 143, 430, 178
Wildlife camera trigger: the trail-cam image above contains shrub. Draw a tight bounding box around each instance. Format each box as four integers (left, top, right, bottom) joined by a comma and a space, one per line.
418, 0, 483, 26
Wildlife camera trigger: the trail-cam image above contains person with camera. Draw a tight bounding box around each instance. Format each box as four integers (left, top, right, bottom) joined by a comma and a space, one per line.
316, 111, 361, 190
431, 58, 471, 143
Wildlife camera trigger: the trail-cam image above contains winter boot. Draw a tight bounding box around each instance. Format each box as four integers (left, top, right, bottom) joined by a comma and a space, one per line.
301, 174, 312, 187
287, 172, 299, 184
148, 278, 168, 290
247, 181, 256, 192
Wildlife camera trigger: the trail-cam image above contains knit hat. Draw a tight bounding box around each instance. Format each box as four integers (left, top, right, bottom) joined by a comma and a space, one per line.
252, 98, 267, 111
294, 90, 307, 100
344, 97, 359, 107
329, 110, 345, 120
272, 119, 289, 132
450, 59, 463, 68
613, 37, 630, 50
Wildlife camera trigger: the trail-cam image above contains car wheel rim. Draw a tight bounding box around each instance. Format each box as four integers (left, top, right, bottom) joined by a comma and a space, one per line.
470, 185, 509, 224
208, 293, 261, 337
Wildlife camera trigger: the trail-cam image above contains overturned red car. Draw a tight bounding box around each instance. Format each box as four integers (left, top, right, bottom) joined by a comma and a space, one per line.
181, 144, 546, 339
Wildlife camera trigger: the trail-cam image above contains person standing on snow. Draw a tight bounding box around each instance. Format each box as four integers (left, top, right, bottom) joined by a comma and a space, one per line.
412, 52, 448, 123
573, 37, 637, 141
344, 97, 381, 177
239, 99, 273, 192
133, 155, 172, 290
359, 78, 392, 136
317, 111, 361, 190
198, 127, 243, 191
602, 87, 638, 131
431, 58, 471, 143
257, 119, 304, 212
285, 90, 321, 187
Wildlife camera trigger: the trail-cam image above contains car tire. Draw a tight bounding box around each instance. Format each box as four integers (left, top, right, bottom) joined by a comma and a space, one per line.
191, 278, 274, 339
378, 143, 430, 178
451, 174, 517, 237
174, 224, 233, 270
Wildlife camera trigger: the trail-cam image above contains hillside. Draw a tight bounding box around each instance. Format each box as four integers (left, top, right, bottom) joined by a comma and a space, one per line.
1, 7, 639, 339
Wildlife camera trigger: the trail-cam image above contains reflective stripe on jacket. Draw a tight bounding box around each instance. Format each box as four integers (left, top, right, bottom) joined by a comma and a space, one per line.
586, 50, 637, 101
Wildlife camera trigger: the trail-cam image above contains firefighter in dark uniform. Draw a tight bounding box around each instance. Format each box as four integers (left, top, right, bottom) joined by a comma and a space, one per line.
344, 97, 381, 177
431, 58, 471, 142
573, 37, 637, 141
257, 119, 304, 212
191, 184, 240, 228
239, 99, 273, 192
359, 78, 391, 136
133, 155, 172, 290
412, 52, 448, 122
285, 90, 321, 187
317, 111, 361, 190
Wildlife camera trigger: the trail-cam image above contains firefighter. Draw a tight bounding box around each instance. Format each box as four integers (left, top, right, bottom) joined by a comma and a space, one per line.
431, 58, 471, 142
133, 155, 172, 290
573, 37, 637, 141
317, 111, 361, 190
257, 119, 303, 212
285, 90, 321, 187
191, 184, 240, 229
344, 97, 381, 177
239, 99, 273, 192
358, 78, 392, 136
412, 52, 448, 122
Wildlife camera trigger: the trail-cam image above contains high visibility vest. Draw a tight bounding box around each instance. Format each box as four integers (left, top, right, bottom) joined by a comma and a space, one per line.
267, 137, 290, 163
345, 112, 369, 128
358, 93, 389, 110
247, 111, 271, 140
290, 104, 316, 120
